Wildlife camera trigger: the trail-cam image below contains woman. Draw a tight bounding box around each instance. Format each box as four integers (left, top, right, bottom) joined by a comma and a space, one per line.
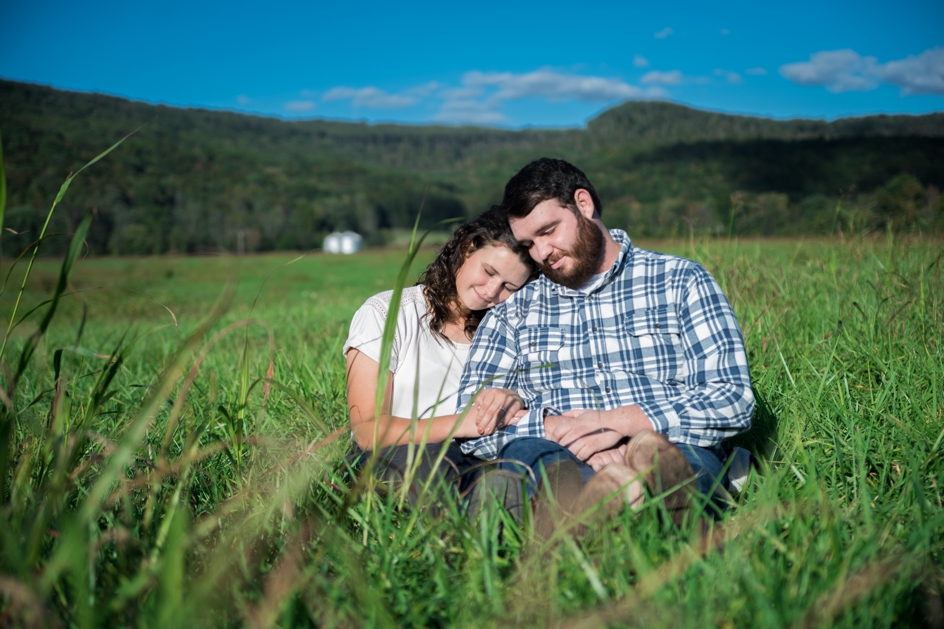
343, 208, 536, 499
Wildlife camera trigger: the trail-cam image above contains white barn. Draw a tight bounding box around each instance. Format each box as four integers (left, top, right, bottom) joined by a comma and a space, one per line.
323, 231, 362, 254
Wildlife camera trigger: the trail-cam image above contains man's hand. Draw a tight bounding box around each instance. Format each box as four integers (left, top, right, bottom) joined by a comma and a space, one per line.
470, 388, 525, 436
545, 404, 653, 460
543, 413, 568, 439
547, 409, 625, 461
586, 444, 628, 471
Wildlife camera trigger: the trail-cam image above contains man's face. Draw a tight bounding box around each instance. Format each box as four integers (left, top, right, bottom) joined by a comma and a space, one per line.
509, 196, 605, 289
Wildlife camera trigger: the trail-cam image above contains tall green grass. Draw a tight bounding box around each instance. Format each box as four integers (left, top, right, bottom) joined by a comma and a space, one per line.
0, 135, 942, 627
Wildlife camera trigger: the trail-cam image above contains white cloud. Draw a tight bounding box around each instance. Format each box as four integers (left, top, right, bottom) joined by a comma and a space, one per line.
439, 85, 485, 100
430, 69, 664, 125
654, 27, 673, 39
433, 99, 509, 125
284, 100, 316, 112
872, 46, 944, 95
780, 49, 878, 92
634, 54, 650, 68
640, 70, 683, 86
404, 81, 442, 98
236, 95, 250, 105
780, 46, 944, 96
463, 69, 656, 101
322, 86, 417, 108
746, 67, 768, 76
726, 72, 742, 85
321, 68, 665, 125
720, 29, 730, 35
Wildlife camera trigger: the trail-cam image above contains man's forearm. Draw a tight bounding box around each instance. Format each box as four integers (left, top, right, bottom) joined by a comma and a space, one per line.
545, 404, 652, 439
601, 404, 656, 438
544, 404, 656, 461
634, 380, 754, 445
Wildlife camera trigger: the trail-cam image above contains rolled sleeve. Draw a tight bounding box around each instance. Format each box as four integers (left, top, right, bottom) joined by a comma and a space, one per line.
639, 264, 753, 446
460, 408, 547, 459
455, 308, 528, 459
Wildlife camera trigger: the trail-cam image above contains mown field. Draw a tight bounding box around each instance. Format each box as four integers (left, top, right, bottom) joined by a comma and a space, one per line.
1, 233, 942, 628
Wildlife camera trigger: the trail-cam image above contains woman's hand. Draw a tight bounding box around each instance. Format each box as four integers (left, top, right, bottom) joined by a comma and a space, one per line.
467, 388, 526, 436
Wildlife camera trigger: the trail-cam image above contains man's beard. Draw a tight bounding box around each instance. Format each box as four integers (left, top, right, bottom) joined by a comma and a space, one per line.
540, 212, 605, 289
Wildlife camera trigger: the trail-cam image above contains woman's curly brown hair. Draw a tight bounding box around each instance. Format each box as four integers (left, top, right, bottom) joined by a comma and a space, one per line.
418, 206, 536, 342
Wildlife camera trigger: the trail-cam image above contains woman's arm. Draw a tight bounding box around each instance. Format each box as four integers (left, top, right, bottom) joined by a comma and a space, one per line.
345, 348, 523, 451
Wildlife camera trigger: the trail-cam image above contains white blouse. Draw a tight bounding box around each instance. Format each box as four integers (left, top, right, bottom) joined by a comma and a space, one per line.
343, 285, 471, 419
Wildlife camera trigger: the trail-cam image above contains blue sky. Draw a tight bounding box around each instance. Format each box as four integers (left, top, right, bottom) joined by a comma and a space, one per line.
2, 0, 942, 128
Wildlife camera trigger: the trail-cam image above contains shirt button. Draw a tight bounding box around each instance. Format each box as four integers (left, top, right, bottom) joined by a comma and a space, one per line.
592, 327, 597, 332
605, 387, 611, 393
655, 323, 661, 329
597, 362, 603, 368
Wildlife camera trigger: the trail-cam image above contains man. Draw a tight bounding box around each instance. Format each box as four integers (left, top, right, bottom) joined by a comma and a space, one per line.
456, 158, 754, 523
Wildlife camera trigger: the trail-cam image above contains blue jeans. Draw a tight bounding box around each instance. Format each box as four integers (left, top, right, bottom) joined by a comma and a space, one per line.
496, 437, 730, 511
350, 442, 486, 505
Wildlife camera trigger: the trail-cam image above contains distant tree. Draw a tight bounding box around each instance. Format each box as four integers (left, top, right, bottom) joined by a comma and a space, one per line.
2, 78, 943, 253
874, 173, 927, 231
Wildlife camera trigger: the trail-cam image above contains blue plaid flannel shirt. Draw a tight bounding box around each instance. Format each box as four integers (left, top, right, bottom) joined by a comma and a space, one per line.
456, 229, 754, 460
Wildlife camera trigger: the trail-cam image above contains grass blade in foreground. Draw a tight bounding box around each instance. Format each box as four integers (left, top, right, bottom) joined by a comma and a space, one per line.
0, 131, 6, 265
0, 124, 146, 361
1, 174, 942, 628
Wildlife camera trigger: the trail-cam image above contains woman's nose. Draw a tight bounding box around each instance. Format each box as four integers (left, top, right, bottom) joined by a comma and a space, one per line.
486, 278, 504, 300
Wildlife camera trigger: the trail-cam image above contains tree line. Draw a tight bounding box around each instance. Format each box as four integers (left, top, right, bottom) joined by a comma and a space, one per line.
1, 79, 942, 256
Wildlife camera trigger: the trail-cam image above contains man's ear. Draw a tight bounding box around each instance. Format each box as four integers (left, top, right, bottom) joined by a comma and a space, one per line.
573, 189, 596, 219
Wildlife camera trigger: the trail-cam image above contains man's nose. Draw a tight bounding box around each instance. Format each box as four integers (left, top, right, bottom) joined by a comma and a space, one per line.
532, 240, 551, 262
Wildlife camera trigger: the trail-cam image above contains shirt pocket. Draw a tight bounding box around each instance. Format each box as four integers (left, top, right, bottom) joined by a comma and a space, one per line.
624, 306, 684, 382
519, 328, 565, 387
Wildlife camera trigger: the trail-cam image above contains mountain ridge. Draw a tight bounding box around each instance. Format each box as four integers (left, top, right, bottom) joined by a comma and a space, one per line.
5, 78, 943, 149
1, 78, 941, 255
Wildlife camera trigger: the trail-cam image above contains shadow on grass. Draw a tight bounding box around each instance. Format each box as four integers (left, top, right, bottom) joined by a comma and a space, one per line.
729, 387, 779, 460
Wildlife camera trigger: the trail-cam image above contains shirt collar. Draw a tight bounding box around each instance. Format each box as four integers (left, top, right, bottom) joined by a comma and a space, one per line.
544, 229, 634, 298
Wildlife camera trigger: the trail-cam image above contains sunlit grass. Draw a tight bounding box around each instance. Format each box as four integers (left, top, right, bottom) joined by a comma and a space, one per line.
1, 231, 942, 627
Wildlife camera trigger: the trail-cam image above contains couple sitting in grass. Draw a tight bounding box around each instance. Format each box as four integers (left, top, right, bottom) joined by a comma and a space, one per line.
344, 158, 754, 531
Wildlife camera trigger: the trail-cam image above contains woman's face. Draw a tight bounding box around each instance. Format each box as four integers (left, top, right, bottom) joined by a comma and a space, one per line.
454, 244, 531, 313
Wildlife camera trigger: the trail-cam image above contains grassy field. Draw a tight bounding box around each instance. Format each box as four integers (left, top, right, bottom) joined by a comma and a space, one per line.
1, 233, 942, 628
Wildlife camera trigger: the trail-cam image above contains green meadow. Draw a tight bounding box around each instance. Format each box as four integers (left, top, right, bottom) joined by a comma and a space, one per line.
2, 228, 942, 627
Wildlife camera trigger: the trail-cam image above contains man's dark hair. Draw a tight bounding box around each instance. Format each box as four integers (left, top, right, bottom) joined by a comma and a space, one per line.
501, 158, 603, 219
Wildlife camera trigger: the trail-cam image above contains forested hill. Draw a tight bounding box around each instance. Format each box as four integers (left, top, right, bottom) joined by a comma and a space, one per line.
587, 100, 944, 145
1, 78, 942, 255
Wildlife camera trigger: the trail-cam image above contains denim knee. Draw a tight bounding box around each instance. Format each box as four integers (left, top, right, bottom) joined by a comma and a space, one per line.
679, 444, 732, 517
496, 438, 594, 494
